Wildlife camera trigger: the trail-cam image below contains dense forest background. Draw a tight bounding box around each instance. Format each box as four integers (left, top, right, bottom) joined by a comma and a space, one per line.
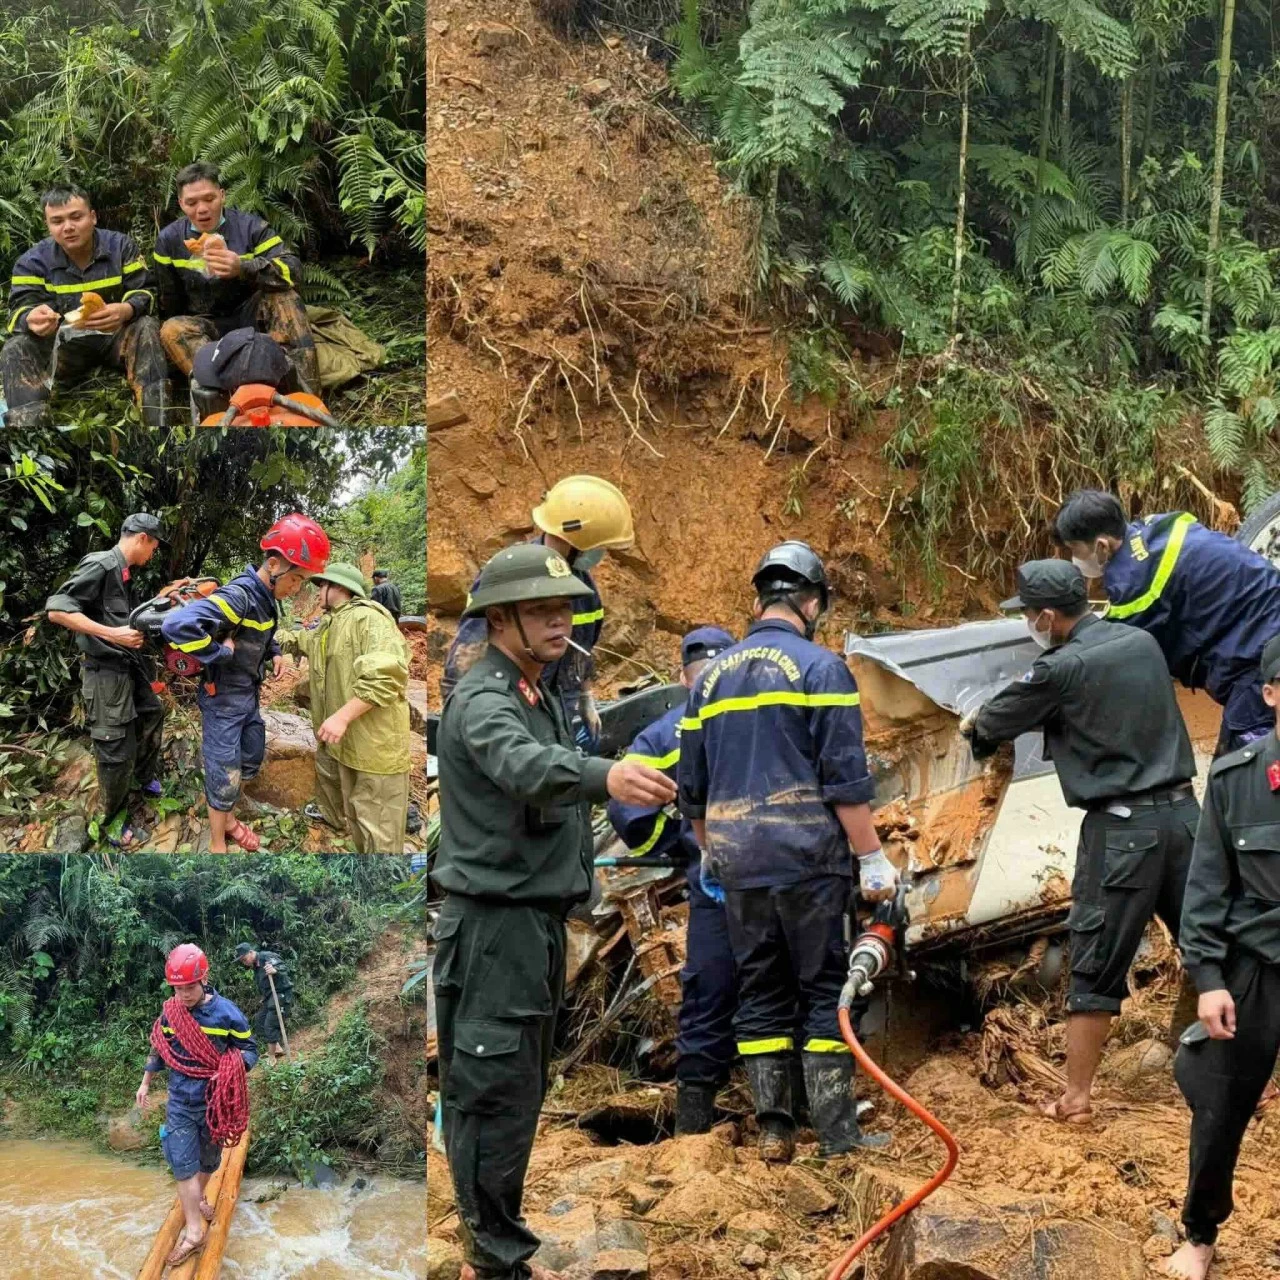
0, 0, 425, 423
564, 0, 1280, 555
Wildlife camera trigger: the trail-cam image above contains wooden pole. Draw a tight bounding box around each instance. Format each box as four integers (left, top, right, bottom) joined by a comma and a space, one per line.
266, 970, 292, 1062
192, 1129, 250, 1280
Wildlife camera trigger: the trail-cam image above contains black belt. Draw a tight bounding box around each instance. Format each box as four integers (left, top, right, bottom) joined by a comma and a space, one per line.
1099, 784, 1194, 809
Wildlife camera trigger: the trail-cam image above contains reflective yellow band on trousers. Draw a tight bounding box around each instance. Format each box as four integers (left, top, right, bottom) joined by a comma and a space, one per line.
737, 1037, 794, 1055
803, 1038, 851, 1054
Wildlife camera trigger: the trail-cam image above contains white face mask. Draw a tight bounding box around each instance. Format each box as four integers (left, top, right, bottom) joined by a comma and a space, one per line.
1026, 615, 1054, 649
1071, 553, 1104, 579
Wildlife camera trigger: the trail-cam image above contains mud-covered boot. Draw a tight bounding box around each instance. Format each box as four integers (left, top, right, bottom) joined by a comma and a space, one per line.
803, 1052, 891, 1157
674, 1082, 718, 1136
790, 1049, 812, 1127
744, 1053, 795, 1163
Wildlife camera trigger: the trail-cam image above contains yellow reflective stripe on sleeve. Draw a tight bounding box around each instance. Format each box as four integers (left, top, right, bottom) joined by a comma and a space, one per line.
803, 1038, 852, 1054
44, 276, 123, 293
696, 690, 860, 723
678, 716, 701, 733
629, 812, 668, 857
171, 634, 213, 653
228, 1027, 251, 1039
250, 236, 283, 256
623, 748, 680, 770
122, 289, 153, 304
162, 1024, 231, 1037
1107, 513, 1194, 620
169, 259, 206, 271
211, 595, 243, 625
123, 259, 146, 274
237, 616, 275, 631
152, 253, 174, 265
572, 607, 604, 626
276, 260, 294, 287
10, 275, 45, 286
7, 307, 33, 333
737, 1037, 794, 1055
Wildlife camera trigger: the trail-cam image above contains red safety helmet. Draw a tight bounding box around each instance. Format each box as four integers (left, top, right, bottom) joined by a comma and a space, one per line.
165, 943, 209, 986
260, 513, 330, 575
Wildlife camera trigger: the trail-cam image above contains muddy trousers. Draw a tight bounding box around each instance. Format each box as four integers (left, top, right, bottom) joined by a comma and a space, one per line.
1174, 952, 1280, 1246
313, 743, 410, 853
434, 894, 569, 1280
159, 289, 320, 393
82, 660, 165, 820
196, 685, 266, 811
0, 318, 169, 427
677, 871, 738, 1087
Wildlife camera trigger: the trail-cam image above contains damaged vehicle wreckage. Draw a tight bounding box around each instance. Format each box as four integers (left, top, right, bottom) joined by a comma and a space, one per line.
425, 496, 1280, 1280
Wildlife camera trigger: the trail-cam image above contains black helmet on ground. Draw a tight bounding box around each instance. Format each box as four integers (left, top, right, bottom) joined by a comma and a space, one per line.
752, 541, 829, 638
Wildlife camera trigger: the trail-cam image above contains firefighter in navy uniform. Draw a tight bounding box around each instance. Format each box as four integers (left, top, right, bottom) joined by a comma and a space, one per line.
677, 542, 898, 1163
962, 560, 1199, 1125
1054, 488, 1280, 754
1163, 634, 1280, 1280
439, 476, 633, 753
2, 185, 167, 427
607, 626, 737, 1134
45, 513, 169, 848
433, 543, 677, 1280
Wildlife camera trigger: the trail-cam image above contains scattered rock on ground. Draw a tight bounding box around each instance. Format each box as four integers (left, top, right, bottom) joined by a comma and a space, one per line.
726, 1210, 783, 1249
650, 1170, 761, 1231
581, 77, 612, 105
1103, 1038, 1174, 1095
585, 1248, 648, 1280
244, 710, 316, 809
737, 1243, 767, 1270
427, 535, 476, 616
106, 1109, 149, 1152
473, 21, 520, 53
426, 1236, 463, 1280
776, 1165, 837, 1216
49, 813, 89, 853
647, 1132, 734, 1179
528, 1200, 600, 1271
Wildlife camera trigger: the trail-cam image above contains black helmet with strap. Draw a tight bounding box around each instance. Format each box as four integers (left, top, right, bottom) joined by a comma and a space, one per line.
752, 541, 829, 638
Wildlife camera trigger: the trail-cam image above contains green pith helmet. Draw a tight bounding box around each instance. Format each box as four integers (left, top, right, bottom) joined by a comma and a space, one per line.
310, 562, 367, 598
461, 543, 592, 618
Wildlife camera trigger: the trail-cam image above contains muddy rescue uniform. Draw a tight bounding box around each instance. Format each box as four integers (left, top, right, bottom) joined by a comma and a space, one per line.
434, 644, 613, 1280
1101, 513, 1280, 753
441, 537, 605, 752
45, 546, 165, 822
678, 619, 874, 1073
2, 228, 167, 427
609, 701, 738, 1094
1174, 729, 1280, 1248
143, 988, 256, 1180
153, 208, 318, 392
248, 950, 294, 1047
159, 568, 280, 812
970, 613, 1198, 1014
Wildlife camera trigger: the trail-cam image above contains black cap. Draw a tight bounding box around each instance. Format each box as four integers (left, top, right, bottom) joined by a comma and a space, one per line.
1261, 634, 1280, 684
121, 512, 167, 543
235, 942, 254, 958
192, 327, 291, 391
372, 568, 389, 580
681, 626, 734, 666
1000, 559, 1087, 612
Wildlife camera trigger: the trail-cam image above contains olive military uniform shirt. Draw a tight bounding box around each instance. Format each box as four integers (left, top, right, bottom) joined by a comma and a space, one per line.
1180, 732, 1280, 994
44, 547, 138, 664
434, 645, 613, 905
252, 951, 294, 1005
971, 613, 1195, 808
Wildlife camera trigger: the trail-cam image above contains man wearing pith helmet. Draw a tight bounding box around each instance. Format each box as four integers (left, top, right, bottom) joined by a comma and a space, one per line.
439, 475, 634, 753
434, 542, 676, 1280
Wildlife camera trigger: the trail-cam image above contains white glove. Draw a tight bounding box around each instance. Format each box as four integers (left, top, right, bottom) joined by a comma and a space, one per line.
857, 847, 899, 898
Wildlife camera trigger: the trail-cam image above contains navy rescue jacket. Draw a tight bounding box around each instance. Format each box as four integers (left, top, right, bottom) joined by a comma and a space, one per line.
143, 987, 257, 1118
677, 618, 875, 890
1103, 513, 1280, 738
608, 701, 698, 869
7, 228, 153, 335
159, 566, 281, 691
440, 535, 603, 719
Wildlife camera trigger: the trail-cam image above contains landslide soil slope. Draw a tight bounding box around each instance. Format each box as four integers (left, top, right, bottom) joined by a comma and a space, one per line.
426, 0, 1006, 703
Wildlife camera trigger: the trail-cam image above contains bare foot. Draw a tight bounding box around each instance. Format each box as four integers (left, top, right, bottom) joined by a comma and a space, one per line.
1163, 1240, 1213, 1280
1041, 1095, 1092, 1124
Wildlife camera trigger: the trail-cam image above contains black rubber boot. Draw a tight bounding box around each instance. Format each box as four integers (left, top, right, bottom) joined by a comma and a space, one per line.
744, 1053, 795, 1163
674, 1082, 718, 1136
803, 1052, 891, 1156
790, 1049, 812, 1126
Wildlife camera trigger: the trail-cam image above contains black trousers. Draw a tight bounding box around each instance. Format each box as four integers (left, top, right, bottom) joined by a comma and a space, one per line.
1174, 952, 1280, 1245
82, 661, 165, 821
433, 894, 567, 1280
676, 870, 738, 1087
1067, 795, 1198, 1014
723, 875, 852, 1054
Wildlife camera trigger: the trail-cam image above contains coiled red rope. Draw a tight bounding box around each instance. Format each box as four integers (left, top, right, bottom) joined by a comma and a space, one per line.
150, 996, 251, 1147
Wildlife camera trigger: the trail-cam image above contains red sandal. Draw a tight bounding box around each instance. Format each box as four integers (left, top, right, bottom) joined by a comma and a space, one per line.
226, 818, 261, 852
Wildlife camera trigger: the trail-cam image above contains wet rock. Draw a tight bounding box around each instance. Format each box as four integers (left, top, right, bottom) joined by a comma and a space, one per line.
106, 1109, 149, 1152
776, 1165, 837, 1216
408, 679, 429, 735
474, 22, 520, 53
581, 77, 612, 105
1103, 1038, 1174, 1095
428, 535, 476, 616
726, 1210, 783, 1249
244, 711, 316, 810
426, 1236, 464, 1280
587, 1249, 648, 1279
880, 1189, 1147, 1280
49, 813, 89, 853
528, 1200, 599, 1270
738, 1243, 767, 1270
597, 1218, 647, 1254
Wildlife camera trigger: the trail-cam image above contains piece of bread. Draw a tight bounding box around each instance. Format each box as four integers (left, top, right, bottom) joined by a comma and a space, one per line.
65, 291, 106, 327
183, 231, 225, 256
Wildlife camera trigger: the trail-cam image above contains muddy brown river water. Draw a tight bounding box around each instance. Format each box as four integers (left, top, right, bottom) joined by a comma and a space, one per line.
0, 1139, 425, 1278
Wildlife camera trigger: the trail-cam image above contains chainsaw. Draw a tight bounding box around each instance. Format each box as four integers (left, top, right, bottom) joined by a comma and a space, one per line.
199, 383, 341, 427
125, 577, 222, 689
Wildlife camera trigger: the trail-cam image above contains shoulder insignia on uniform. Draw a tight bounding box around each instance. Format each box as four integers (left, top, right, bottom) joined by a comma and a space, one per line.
1129, 533, 1148, 562
546, 555, 571, 578
1210, 744, 1259, 775
121, 566, 131, 582
517, 677, 539, 706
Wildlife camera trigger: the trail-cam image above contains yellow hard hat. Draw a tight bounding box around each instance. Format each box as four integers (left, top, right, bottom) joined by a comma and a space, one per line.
532, 475, 634, 551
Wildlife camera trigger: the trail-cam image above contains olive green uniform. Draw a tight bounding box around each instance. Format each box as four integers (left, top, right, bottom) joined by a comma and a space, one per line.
45, 547, 163, 821
434, 645, 612, 1279
277, 597, 410, 853
249, 950, 294, 1047
1174, 733, 1280, 1247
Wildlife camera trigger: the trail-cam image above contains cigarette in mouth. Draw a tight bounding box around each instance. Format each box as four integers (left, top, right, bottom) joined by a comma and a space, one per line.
564, 637, 591, 656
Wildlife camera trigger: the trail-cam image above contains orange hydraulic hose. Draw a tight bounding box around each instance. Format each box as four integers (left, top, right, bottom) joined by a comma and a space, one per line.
824, 1005, 960, 1280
